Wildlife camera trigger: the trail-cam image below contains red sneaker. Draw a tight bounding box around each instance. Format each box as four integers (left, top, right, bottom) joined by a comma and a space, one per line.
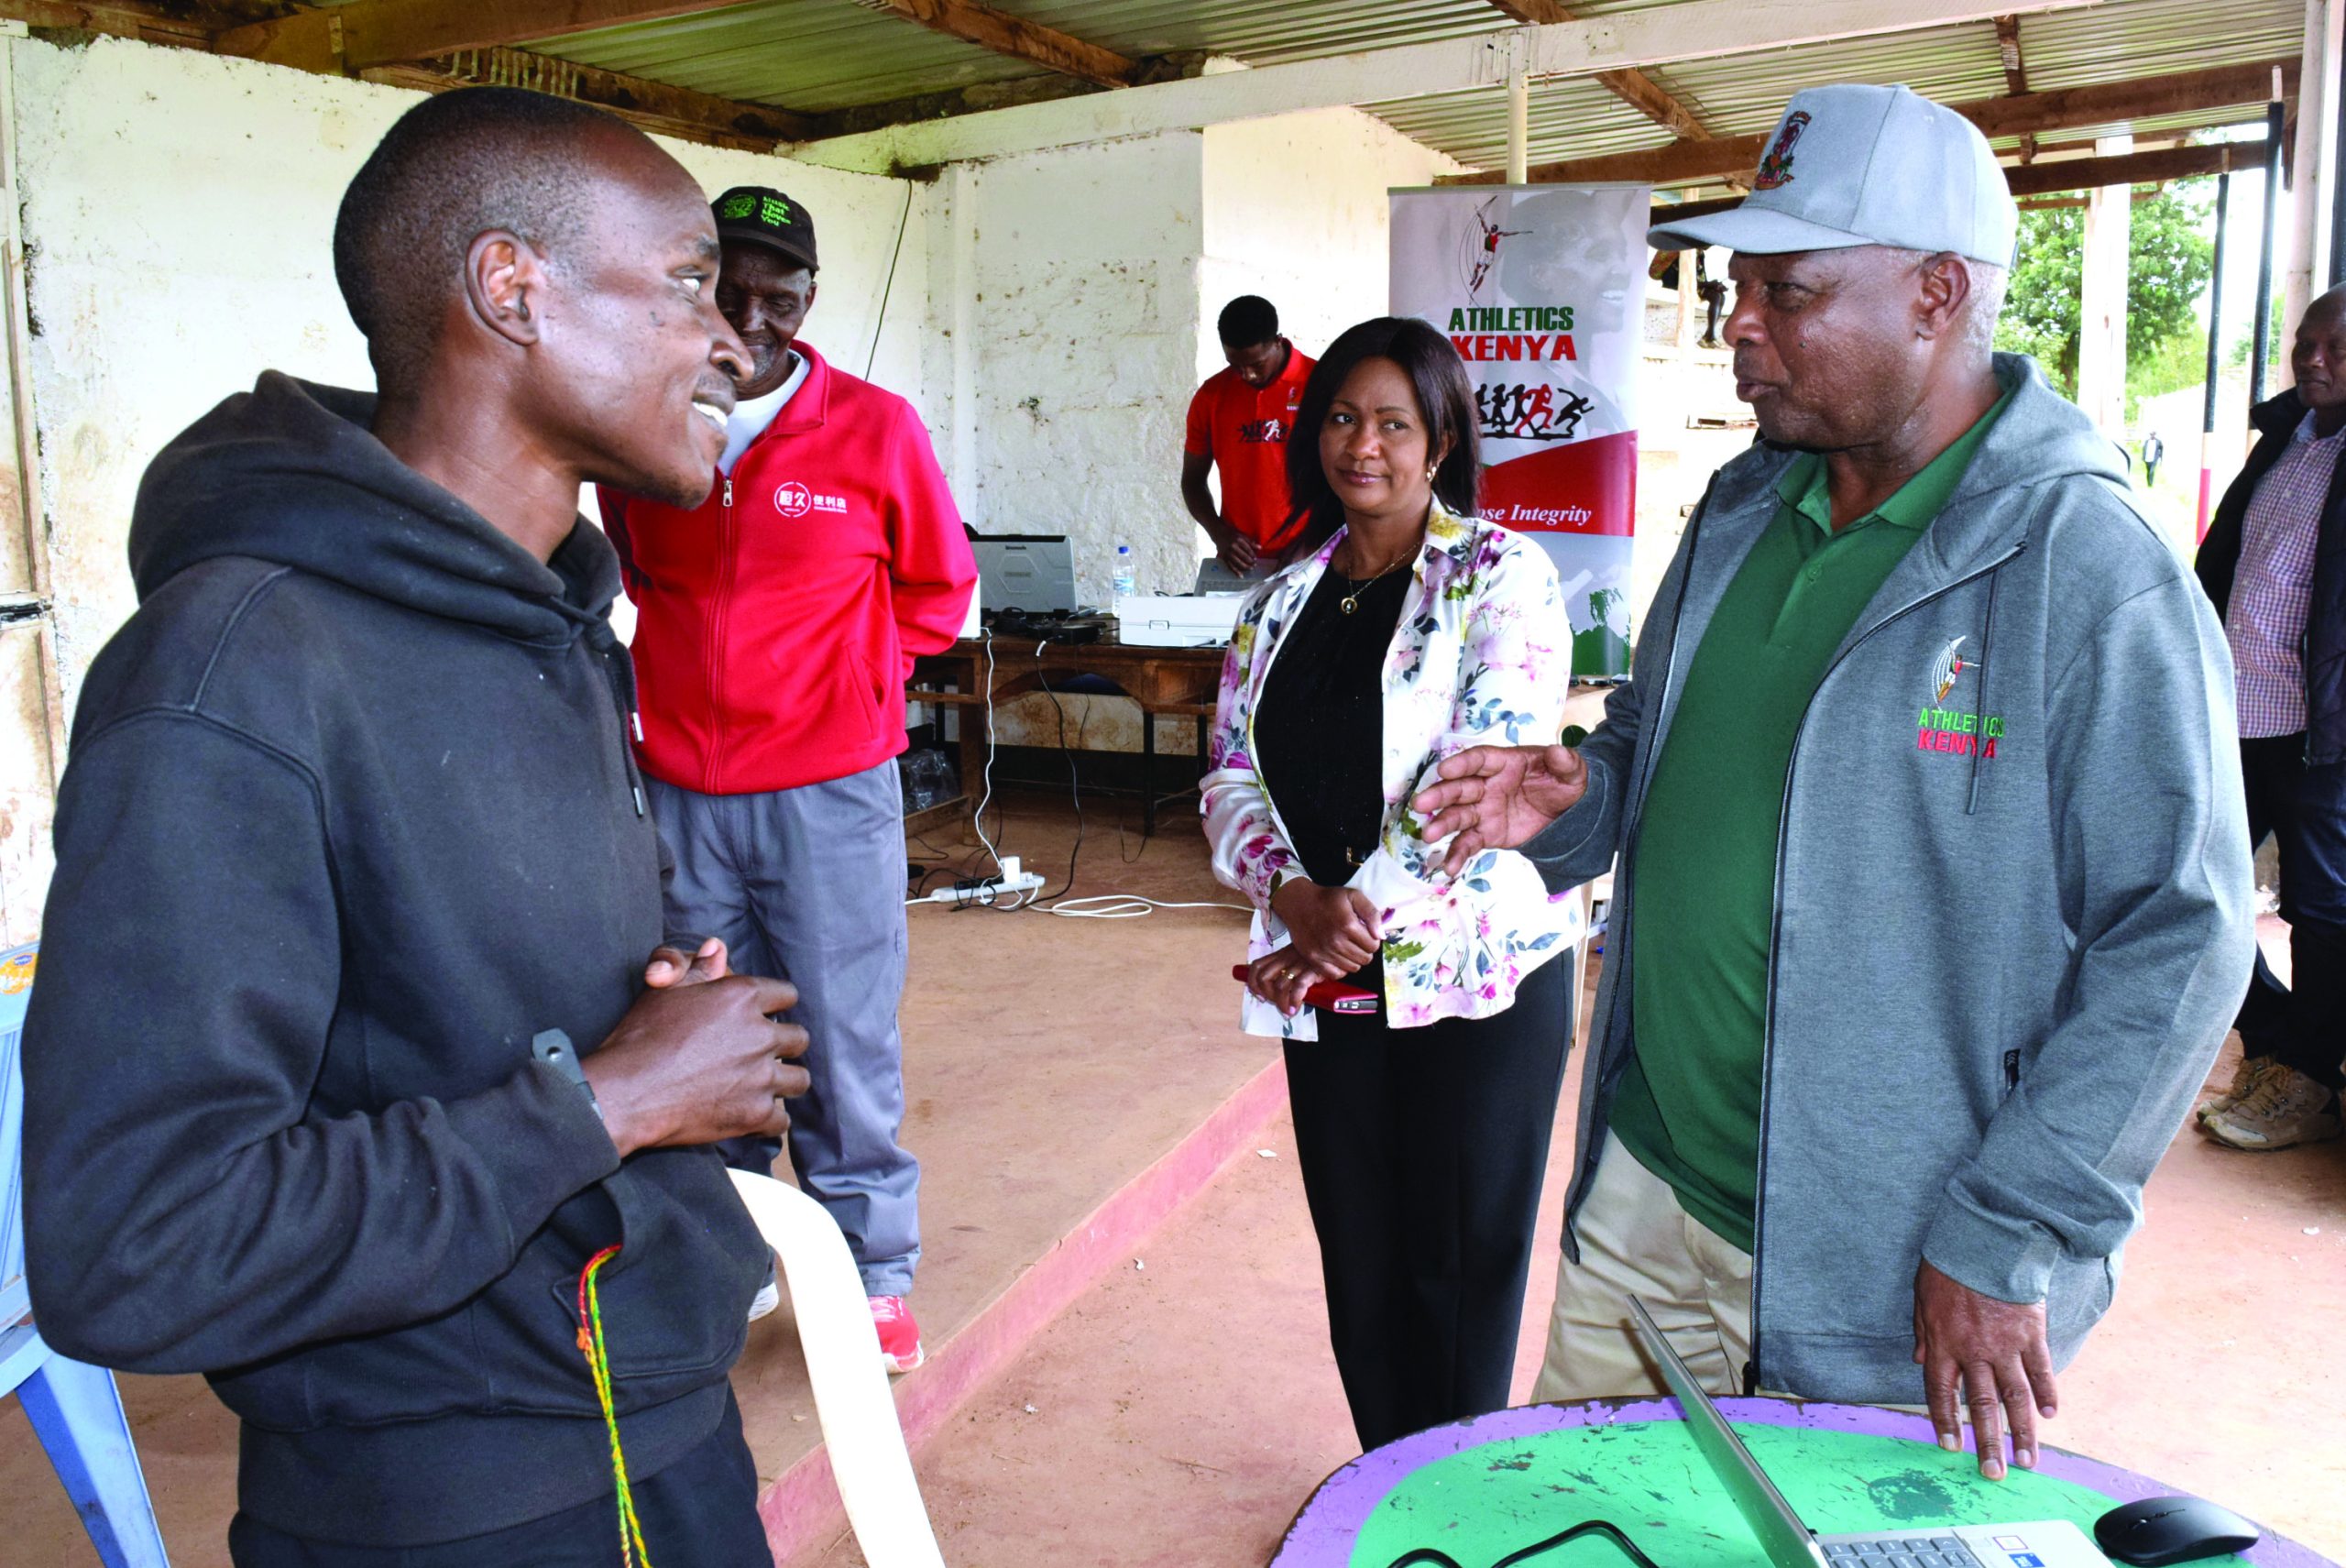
869, 1295, 925, 1374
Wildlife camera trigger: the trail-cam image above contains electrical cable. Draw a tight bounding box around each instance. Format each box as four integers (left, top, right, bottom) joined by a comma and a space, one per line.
1029, 671, 1087, 904
1385, 1518, 1673, 1568
863, 180, 915, 378
1039, 895, 1250, 919
969, 630, 1009, 880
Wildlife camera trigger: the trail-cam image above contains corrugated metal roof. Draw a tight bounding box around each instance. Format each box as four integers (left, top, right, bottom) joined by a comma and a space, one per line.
538, 2, 1032, 112
1376, 0, 2303, 190
530, 0, 2309, 168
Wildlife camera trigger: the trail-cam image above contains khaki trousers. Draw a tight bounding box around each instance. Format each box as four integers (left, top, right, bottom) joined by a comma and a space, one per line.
1532, 1131, 1755, 1403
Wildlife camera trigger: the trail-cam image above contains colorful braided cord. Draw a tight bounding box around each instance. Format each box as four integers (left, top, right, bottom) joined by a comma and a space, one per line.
576, 1245, 655, 1568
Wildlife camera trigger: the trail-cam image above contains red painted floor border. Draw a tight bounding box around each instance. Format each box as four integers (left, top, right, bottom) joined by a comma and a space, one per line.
760, 1055, 1291, 1563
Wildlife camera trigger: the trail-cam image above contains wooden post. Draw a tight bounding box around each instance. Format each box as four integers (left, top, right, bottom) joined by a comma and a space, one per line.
2256, 93, 2286, 403
2285, 0, 2343, 378
2077, 136, 2133, 435
1507, 70, 1529, 185
2200, 172, 2232, 543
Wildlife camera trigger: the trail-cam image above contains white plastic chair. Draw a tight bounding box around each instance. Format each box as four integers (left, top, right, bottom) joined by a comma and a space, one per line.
728, 1170, 948, 1568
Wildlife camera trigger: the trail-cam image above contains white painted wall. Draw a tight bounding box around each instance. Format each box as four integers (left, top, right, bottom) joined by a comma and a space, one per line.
10, 34, 933, 708
924, 109, 1453, 759
922, 130, 1207, 607
1200, 107, 1461, 372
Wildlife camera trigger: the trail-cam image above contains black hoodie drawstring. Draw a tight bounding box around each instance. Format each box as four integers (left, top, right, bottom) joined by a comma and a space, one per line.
586, 622, 648, 817
1966, 558, 2007, 816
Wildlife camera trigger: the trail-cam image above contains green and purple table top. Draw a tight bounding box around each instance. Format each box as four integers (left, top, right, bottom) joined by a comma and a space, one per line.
1272, 1398, 2331, 1568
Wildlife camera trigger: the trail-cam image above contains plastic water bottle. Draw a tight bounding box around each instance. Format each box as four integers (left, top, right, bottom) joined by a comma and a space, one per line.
1112, 543, 1137, 600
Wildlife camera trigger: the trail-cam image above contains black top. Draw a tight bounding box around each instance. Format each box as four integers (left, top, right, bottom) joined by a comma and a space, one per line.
2195, 388, 2346, 764
24, 373, 768, 1545
1255, 561, 1412, 982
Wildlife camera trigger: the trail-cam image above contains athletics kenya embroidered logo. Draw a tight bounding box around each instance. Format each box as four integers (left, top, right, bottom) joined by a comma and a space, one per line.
1753, 111, 1812, 191
1914, 636, 2005, 760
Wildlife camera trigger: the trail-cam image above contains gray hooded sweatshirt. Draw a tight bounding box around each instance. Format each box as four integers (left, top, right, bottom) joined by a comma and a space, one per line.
1525, 355, 2255, 1402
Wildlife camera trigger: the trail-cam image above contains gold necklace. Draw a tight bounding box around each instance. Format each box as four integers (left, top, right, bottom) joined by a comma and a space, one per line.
1332, 550, 1413, 615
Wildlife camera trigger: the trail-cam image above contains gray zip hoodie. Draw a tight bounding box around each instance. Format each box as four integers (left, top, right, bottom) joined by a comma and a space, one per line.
1525, 355, 2255, 1402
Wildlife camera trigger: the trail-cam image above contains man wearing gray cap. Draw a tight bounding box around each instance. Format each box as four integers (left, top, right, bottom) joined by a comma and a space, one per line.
1415, 85, 2251, 1477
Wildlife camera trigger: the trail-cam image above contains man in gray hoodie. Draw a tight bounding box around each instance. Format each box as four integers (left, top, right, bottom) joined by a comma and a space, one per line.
1416, 84, 2252, 1481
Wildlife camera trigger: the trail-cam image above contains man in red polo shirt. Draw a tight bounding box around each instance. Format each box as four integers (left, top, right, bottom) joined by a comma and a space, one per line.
600, 185, 975, 1373
1182, 295, 1315, 576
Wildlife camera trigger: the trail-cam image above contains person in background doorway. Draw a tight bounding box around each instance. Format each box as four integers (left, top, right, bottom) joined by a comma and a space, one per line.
23, 90, 802, 1565
1202, 316, 1582, 1452
1184, 294, 1316, 579
599, 184, 976, 1373
2192, 284, 2346, 1150
2143, 429, 2165, 488
1414, 83, 2252, 1482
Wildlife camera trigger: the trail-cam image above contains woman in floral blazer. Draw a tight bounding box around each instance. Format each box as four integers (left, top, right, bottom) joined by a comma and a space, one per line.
1200, 317, 1584, 1451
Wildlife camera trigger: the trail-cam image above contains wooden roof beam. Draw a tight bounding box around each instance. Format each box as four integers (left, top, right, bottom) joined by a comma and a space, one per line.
360, 48, 819, 148
214, 1, 770, 75
1446, 59, 2299, 187
0, 0, 214, 47
1483, 0, 1712, 139
859, 0, 1142, 89
1993, 14, 2028, 96
1651, 137, 2275, 223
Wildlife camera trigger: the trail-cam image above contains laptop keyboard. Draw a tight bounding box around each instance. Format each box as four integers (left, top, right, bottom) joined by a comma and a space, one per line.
1822, 1540, 1984, 1568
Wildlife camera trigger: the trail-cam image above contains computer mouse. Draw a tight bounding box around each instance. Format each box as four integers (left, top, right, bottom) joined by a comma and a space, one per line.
2093, 1495, 2262, 1565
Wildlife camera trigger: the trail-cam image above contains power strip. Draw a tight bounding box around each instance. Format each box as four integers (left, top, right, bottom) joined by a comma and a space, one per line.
923, 855, 1047, 905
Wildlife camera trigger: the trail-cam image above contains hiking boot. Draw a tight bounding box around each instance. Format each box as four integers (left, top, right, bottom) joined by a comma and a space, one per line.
2202, 1064, 2342, 1150
870, 1295, 925, 1374
2198, 1054, 2278, 1124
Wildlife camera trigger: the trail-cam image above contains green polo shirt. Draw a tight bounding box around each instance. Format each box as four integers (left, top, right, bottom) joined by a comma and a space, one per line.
1611, 390, 2011, 1254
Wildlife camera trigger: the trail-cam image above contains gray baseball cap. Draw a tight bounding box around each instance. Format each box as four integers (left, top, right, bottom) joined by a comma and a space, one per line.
1649, 83, 2017, 267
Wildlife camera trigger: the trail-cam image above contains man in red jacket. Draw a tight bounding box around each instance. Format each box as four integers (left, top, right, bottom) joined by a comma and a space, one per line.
601, 185, 976, 1372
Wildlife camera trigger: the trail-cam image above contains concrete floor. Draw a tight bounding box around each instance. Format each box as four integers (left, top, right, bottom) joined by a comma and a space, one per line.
5, 794, 2343, 1565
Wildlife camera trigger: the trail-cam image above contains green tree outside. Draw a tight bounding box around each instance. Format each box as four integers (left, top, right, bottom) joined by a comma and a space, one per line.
1994, 181, 2217, 417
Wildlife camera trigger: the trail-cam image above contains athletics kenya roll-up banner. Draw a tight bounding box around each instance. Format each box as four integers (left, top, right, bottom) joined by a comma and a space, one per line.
1389, 184, 1649, 678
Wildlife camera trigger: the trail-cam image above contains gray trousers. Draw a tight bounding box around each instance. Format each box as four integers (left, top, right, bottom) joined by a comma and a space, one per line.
647, 759, 919, 1295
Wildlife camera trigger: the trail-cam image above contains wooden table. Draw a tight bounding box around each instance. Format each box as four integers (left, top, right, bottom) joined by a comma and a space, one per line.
906, 632, 1228, 838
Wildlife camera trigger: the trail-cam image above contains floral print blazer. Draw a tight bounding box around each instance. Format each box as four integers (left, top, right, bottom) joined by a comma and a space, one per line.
1201, 501, 1585, 1040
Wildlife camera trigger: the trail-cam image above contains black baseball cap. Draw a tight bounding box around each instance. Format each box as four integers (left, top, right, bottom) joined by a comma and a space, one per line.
712, 185, 817, 271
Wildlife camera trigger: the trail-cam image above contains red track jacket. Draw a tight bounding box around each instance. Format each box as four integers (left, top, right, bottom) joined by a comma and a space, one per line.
601, 343, 976, 795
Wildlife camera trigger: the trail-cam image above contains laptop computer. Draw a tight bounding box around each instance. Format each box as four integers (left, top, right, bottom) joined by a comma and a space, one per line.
1626, 1296, 2111, 1568
970, 533, 1078, 616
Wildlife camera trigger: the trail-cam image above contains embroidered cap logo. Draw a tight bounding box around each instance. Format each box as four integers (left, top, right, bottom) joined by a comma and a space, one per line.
1753, 110, 1813, 191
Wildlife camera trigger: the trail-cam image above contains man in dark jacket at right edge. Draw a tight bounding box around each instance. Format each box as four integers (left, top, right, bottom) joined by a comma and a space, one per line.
2191, 283, 2346, 1150
23, 91, 805, 1564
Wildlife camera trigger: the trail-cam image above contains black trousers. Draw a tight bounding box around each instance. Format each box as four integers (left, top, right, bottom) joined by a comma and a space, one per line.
1283, 956, 1573, 1453
226, 1392, 774, 1568
2236, 733, 2346, 1090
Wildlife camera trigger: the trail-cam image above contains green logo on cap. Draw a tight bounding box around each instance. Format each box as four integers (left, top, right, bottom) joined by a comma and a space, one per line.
717, 193, 756, 220
760, 196, 793, 227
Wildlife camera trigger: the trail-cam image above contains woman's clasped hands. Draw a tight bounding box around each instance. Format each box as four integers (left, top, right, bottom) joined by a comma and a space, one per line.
1247, 880, 1384, 1015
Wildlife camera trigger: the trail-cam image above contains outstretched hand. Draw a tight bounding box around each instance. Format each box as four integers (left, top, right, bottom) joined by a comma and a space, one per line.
1913, 1260, 2059, 1481
1411, 744, 1589, 873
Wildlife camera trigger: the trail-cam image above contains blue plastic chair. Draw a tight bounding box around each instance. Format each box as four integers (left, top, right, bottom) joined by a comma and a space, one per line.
1, 943, 171, 1566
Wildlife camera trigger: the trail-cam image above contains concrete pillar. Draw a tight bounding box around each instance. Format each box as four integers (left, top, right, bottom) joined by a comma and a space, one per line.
2077, 135, 2133, 435
2284, 0, 2344, 383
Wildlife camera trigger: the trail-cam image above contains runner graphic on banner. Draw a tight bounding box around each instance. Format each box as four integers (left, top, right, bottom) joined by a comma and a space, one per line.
1390, 184, 1649, 677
